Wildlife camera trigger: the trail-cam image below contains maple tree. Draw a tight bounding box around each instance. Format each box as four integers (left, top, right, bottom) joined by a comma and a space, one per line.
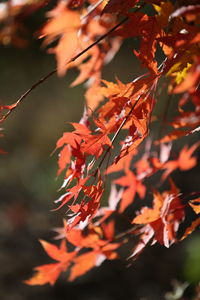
0, 0, 200, 289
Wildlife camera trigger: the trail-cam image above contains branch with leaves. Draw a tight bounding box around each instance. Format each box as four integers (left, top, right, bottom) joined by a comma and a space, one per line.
0, 0, 200, 285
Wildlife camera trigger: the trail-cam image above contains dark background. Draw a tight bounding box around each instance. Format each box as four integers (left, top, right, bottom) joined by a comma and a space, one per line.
0, 8, 200, 300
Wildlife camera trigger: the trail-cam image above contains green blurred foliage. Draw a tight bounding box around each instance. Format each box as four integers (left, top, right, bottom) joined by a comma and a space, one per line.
184, 235, 200, 284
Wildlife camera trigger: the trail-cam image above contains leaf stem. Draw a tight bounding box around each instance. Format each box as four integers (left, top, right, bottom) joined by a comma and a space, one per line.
92, 97, 140, 179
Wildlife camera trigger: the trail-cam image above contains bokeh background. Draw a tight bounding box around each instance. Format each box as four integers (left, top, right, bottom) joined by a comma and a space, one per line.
0, 7, 200, 300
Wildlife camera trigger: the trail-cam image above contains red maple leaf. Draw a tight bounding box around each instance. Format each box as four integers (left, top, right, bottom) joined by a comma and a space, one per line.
25, 240, 76, 286
114, 169, 146, 212
162, 143, 199, 180
132, 182, 185, 247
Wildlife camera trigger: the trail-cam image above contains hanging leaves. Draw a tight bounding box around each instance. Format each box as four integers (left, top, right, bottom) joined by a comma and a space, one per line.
24, 240, 76, 286
0, 0, 200, 286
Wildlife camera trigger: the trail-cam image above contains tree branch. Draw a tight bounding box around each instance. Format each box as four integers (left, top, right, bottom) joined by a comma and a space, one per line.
0, 3, 145, 122
0, 19, 127, 122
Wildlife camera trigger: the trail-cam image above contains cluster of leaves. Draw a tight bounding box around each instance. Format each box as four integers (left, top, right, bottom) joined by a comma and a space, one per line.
0, 0, 200, 285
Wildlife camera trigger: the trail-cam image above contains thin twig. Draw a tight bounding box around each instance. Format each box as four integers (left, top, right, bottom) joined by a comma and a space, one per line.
0, 69, 57, 122
81, 0, 104, 20
93, 74, 159, 178
114, 224, 140, 241
71, 17, 128, 62
1, 2, 145, 122
0, 18, 128, 123
92, 97, 141, 179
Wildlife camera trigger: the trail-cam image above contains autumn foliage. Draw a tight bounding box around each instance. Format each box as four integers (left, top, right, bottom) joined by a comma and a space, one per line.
0, 0, 200, 286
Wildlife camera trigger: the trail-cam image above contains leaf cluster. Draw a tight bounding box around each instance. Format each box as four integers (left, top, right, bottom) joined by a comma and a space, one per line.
0, 0, 199, 286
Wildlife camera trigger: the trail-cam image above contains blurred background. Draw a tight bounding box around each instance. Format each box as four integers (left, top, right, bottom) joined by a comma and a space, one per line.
0, 5, 200, 300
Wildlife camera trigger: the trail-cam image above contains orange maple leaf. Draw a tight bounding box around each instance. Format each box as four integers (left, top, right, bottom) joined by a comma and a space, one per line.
40, 3, 80, 75
189, 198, 200, 214
173, 57, 200, 94
69, 251, 97, 281
66, 178, 104, 230
69, 242, 119, 281
181, 218, 200, 241
25, 240, 76, 286
162, 143, 199, 180
132, 182, 185, 247
114, 169, 146, 213
116, 12, 161, 74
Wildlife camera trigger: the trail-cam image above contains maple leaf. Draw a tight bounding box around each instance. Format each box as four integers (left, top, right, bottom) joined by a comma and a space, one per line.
135, 154, 153, 180
116, 93, 155, 163
66, 226, 101, 248
57, 120, 111, 163
55, 122, 91, 179
82, 131, 111, 158
69, 241, 119, 281
98, 75, 157, 134
155, 129, 191, 144
81, 119, 112, 158
189, 198, 200, 214
178, 143, 199, 170
181, 218, 200, 241
170, 110, 200, 130
3, 0, 200, 287
66, 178, 104, 230
133, 191, 163, 225
160, 34, 200, 88
25, 240, 76, 286
40, 2, 80, 75
65, 222, 120, 280
69, 251, 97, 281
162, 143, 199, 180
115, 13, 161, 74
158, 27, 200, 54
39, 240, 70, 261
132, 182, 185, 247
24, 263, 64, 286
100, 78, 133, 100
54, 177, 88, 210
25, 221, 119, 284
67, 12, 119, 111
172, 57, 200, 94
129, 225, 154, 259
114, 169, 146, 213
106, 149, 136, 175
55, 122, 90, 159
100, 242, 120, 260
57, 145, 71, 176
101, 220, 115, 241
